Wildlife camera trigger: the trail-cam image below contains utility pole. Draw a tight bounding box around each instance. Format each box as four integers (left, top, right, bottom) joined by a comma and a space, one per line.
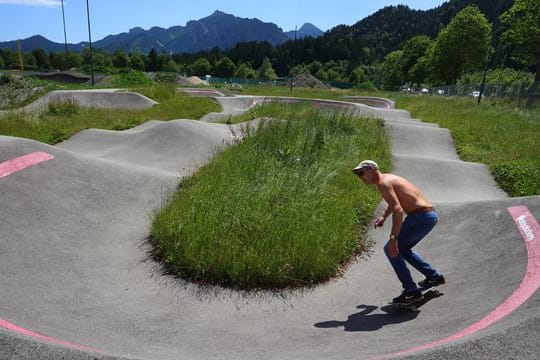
61, 0, 68, 55
478, 0, 502, 105
290, 25, 297, 92
17, 40, 24, 71
86, 0, 95, 85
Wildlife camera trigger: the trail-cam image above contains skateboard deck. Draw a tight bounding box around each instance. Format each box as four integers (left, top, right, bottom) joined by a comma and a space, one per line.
390, 288, 443, 311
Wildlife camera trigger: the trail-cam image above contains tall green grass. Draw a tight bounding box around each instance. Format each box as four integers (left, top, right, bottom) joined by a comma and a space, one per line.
151, 103, 391, 289
395, 95, 540, 196
0, 84, 220, 144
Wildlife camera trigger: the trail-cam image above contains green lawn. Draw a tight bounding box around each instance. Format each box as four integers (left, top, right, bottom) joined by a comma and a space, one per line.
394, 95, 540, 196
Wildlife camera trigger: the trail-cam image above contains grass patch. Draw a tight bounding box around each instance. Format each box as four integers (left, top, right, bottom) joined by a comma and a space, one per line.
0, 74, 57, 110
151, 103, 391, 289
395, 95, 540, 196
112, 70, 153, 88
238, 85, 352, 100
0, 84, 220, 144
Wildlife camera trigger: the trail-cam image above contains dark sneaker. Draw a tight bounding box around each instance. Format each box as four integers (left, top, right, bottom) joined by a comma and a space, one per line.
392, 290, 423, 304
418, 275, 446, 289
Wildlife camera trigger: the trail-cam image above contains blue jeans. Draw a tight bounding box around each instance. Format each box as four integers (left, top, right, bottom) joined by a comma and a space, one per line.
383, 210, 440, 292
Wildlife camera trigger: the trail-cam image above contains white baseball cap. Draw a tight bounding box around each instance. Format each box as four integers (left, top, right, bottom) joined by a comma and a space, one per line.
353, 160, 379, 172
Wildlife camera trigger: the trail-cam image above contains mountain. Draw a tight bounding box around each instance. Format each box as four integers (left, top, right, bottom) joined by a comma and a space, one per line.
0, 35, 84, 53
0, 10, 300, 54
285, 23, 324, 40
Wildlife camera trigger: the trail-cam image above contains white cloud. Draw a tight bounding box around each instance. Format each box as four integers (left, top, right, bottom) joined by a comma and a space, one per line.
0, 0, 62, 7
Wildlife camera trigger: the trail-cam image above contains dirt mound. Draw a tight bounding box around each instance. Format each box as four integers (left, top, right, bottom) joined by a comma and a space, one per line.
33, 71, 106, 85
177, 76, 209, 86
294, 74, 329, 89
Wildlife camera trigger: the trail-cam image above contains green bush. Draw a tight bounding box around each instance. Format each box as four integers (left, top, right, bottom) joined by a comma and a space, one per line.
354, 81, 379, 92
134, 83, 177, 102
113, 70, 153, 87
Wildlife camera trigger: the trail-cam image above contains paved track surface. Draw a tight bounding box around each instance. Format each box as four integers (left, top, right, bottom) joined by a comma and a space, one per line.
0, 92, 539, 359
15, 89, 158, 112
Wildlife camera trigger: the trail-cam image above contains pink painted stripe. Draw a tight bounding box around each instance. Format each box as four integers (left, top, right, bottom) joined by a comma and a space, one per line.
0, 152, 54, 179
0, 318, 100, 353
383, 206, 540, 359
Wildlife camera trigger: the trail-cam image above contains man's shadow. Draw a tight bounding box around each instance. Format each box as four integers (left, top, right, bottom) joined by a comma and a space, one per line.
314, 304, 418, 332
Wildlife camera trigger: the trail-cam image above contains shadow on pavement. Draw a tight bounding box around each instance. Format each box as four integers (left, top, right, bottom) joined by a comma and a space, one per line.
314, 304, 419, 332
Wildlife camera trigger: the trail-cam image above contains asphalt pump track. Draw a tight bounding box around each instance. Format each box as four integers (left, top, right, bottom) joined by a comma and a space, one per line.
0, 92, 539, 359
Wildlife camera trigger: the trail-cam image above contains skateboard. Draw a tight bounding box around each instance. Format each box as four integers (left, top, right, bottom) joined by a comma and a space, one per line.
390, 287, 443, 311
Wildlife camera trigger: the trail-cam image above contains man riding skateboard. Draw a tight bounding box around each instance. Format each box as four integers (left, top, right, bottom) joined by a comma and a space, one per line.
353, 160, 445, 304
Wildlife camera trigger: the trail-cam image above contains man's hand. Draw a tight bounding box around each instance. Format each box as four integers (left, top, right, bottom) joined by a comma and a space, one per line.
387, 238, 399, 258
374, 216, 385, 228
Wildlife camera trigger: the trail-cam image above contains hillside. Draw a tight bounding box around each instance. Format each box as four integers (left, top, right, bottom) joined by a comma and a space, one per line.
293, 0, 514, 64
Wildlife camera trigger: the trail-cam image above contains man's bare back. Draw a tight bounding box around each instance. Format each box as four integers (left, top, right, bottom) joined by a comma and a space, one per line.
377, 173, 432, 215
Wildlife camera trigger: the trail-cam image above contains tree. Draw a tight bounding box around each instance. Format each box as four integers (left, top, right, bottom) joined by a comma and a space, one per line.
112, 50, 130, 68
326, 68, 340, 81
65, 52, 82, 69
82, 47, 112, 69
381, 50, 405, 89
130, 52, 145, 71
0, 49, 16, 68
159, 53, 177, 72
308, 61, 323, 75
162, 59, 178, 73
235, 63, 256, 79
213, 56, 236, 77
427, 6, 492, 85
191, 58, 212, 76
500, 0, 540, 106
401, 35, 433, 86
258, 57, 278, 80
349, 66, 366, 84
49, 51, 81, 71
49, 52, 65, 70
147, 48, 159, 72
23, 53, 37, 69
0, 55, 4, 69
408, 52, 431, 86
32, 49, 50, 69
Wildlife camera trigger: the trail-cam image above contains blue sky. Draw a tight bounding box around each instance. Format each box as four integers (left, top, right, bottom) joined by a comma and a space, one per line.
0, 0, 447, 43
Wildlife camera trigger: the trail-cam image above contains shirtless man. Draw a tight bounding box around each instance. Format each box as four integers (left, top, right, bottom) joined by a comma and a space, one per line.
353, 160, 445, 303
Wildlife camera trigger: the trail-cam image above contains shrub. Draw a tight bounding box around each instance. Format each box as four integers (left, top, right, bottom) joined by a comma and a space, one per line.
354, 81, 379, 92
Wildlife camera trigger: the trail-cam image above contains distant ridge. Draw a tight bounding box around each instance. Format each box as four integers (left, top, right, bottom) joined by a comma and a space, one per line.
0, 11, 323, 54
285, 23, 324, 39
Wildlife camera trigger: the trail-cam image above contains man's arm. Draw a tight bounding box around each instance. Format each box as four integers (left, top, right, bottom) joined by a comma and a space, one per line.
375, 206, 393, 228
377, 181, 404, 258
